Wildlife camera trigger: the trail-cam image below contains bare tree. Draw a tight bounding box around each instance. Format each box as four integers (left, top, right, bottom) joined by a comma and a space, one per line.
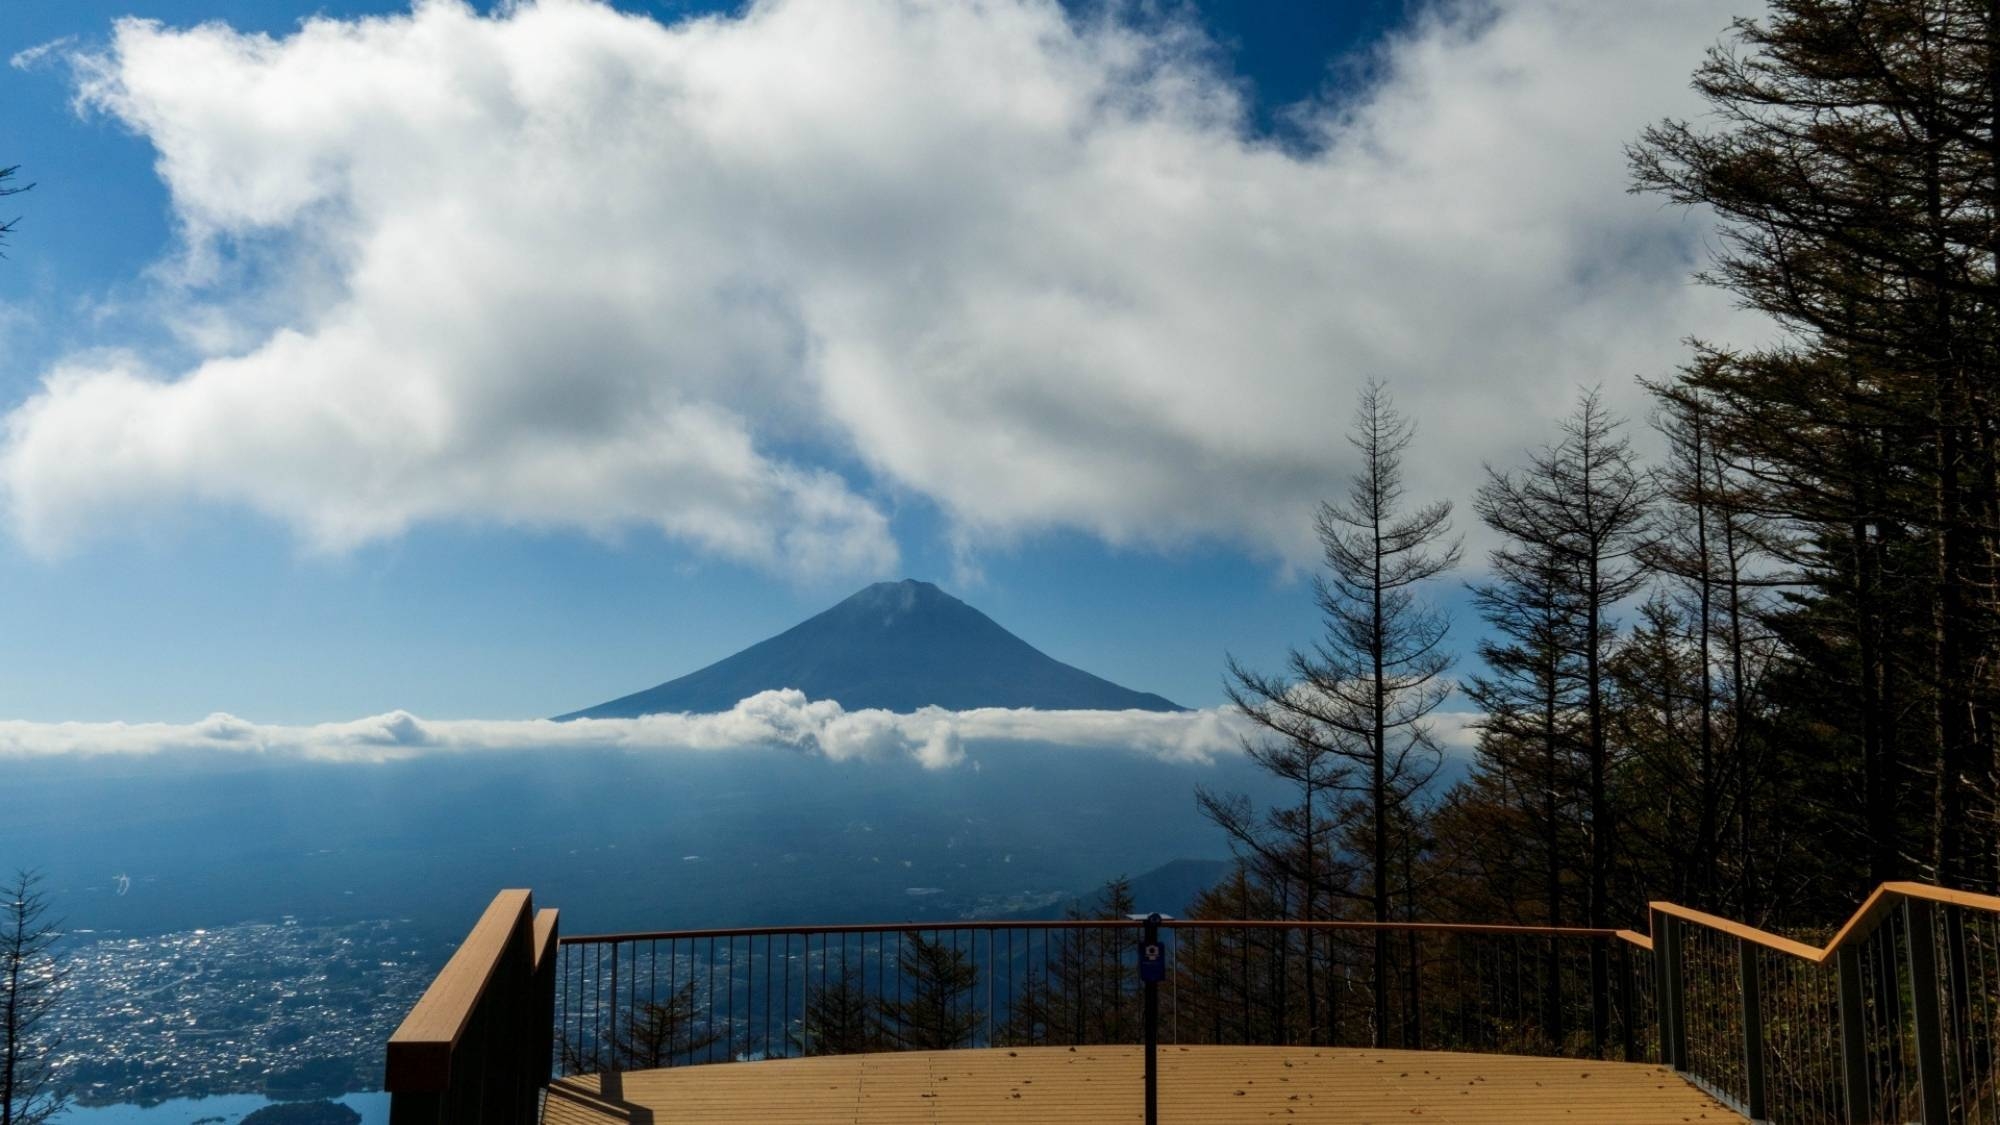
1463, 522, 1585, 1044
1475, 389, 1651, 1053
1, 870, 66, 1125
1203, 379, 1459, 1048
0, 167, 31, 256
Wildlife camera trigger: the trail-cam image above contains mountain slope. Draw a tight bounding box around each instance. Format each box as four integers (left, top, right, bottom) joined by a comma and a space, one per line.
559, 579, 1184, 717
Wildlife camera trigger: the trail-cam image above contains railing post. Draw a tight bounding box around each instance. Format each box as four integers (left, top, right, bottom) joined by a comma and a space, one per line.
1836, 944, 1870, 1124
1140, 913, 1163, 1125
533, 910, 560, 1091
608, 945, 620, 1068
1903, 898, 1949, 1125
1616, 938, 1637, 1063
387, 890, 541, 1125
1654, 910, 1685, 1071
1738, 937, 1766, 1121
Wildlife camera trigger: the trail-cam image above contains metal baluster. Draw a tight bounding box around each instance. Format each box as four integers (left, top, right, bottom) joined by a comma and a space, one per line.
1906, 899, 1950, 1124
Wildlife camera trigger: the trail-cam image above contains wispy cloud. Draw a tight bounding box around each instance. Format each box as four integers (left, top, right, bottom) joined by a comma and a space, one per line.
6, 0, 1766, 572
10, 36, 76, 71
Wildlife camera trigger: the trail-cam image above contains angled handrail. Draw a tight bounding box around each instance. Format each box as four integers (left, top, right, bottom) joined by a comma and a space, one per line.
1650, 881, 2000, 965
1648, 881, 2000, 1125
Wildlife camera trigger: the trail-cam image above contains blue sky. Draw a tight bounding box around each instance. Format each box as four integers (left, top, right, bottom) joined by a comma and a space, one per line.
0, 0, 1751, 723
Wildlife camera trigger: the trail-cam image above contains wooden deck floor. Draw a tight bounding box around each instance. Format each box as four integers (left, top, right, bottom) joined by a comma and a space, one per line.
540, 1045, 1746, 1124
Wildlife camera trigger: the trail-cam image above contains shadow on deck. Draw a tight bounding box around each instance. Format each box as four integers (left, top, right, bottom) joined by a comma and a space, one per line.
538, 1045, 1744, 1125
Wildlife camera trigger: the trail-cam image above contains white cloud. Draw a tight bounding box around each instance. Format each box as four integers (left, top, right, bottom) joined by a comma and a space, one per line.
5, 0, 1766, 571
0, 688, 1248, 768
10, 36, 77, 71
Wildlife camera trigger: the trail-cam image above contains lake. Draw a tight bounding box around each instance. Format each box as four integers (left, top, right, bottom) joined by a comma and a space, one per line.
63, 1093, 387, 1125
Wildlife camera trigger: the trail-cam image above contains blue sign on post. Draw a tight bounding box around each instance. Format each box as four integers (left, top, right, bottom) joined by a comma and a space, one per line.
1138, 912, 1166, 1125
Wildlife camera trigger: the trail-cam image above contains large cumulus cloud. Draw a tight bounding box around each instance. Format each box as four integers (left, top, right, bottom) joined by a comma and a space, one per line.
5, 0, 1761, 571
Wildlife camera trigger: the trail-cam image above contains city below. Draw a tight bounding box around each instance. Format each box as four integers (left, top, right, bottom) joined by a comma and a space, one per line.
59, 920, 442, 1107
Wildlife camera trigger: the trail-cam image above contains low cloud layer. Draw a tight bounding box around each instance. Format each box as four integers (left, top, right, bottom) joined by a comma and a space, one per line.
0, 688, 1487, 768
5, 0, 1760, 573
0, 688, 1257, 768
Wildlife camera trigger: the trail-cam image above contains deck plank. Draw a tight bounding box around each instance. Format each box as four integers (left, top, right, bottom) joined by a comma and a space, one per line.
541, 1045, 1746, 1124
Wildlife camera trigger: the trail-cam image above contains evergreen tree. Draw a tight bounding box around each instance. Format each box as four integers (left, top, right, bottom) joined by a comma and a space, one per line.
606, 981, 723, 1070
1170, 865, 1295, 1046
877, 933, 980, 1051
1632, 0, 2000, 891
795, 959, 879, 1057
1651, 343, 1930, 904
1000, 878, 1138, 1047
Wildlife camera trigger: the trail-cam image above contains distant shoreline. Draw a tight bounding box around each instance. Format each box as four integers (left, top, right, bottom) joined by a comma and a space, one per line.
61, 1092, 386, 1125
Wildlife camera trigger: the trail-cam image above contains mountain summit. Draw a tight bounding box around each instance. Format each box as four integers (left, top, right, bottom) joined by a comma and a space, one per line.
559, 579, 1183, 718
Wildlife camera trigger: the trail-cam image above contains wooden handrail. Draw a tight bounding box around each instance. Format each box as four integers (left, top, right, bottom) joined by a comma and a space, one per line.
386, 889, 534, 1093
562, 918, 1636, 945
533, 907, 559, 972
1648, 901, 1825, 961
556, 880, 1997, 962
1614, 928, 1652, 951
1649, 879, 2000, 964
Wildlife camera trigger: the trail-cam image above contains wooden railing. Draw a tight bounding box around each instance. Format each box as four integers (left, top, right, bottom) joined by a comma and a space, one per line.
386, 890, 559, 1125
1652, 882, 2000, 1124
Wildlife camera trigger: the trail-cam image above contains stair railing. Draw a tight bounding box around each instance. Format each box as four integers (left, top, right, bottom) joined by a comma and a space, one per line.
1651, 882, 2000, 1124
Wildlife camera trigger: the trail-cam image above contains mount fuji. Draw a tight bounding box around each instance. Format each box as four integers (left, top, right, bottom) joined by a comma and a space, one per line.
560, 579, 1183, 718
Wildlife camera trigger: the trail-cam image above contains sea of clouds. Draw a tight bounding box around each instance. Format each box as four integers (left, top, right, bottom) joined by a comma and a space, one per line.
0, 687, 1481, 768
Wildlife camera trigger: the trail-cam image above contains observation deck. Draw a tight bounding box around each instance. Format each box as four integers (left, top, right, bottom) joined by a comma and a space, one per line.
382, 881, 2000, 1125
540, 1045, 1736, 1124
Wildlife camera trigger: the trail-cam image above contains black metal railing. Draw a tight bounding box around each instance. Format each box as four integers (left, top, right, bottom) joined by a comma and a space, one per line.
1655, 882, 2000, 1124
551, 919, 1654, 1077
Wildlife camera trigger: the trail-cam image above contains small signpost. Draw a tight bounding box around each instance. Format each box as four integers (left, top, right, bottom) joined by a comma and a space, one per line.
1133, 912, 1168, 1125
